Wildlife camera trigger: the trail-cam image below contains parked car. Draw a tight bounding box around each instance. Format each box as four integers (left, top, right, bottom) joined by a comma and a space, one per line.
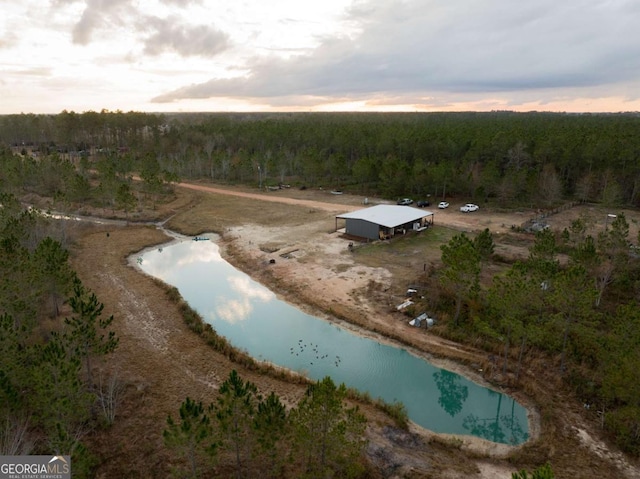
416, 200, 430, 207
397, 198, 414, 206
460, 203, 479, 212
438, 201, 449, 209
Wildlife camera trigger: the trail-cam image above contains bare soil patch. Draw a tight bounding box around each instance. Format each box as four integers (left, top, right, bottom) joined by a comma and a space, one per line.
70, 182, 640, 478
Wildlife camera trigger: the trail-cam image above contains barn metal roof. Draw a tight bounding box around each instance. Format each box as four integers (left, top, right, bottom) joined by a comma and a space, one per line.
336, 204, 433, 228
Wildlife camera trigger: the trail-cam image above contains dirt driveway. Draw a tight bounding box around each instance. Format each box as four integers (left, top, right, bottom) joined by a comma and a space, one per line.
178, 181, 363, 213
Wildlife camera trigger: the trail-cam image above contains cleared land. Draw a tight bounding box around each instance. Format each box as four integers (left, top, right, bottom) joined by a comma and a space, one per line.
68, 181, 640, 478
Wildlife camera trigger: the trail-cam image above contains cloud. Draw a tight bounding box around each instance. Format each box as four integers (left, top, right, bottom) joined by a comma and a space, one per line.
227, 276, 273, 302
158, 0, 203, 5
213, 276, 272, 324
71, 0, 134, 45
4, 0, 639, 113
12, 66, 54, 77
141, 16, 229, 57
152, 0, 640, 105
48, 0, 82, 7
0, 31, 18, 49
68, 0, 228, 59
215, 297, 252, 324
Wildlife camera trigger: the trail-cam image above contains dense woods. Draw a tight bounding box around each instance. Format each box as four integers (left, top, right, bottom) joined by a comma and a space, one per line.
1, 110, 639, 476
426, 222, 640, 456
0, 194, 118, 475
3, 110, 640, 207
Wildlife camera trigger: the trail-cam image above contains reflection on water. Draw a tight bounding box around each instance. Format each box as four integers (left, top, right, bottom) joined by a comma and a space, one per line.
463, 391, 529, 445
137, 238, 529, 445
434, 370, 468, 417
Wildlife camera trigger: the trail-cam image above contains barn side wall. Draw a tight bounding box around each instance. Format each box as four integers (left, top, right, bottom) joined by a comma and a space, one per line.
344, 218, 379, 240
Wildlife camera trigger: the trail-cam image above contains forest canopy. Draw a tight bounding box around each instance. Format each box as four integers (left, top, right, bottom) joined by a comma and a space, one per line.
2, 110, 640, 207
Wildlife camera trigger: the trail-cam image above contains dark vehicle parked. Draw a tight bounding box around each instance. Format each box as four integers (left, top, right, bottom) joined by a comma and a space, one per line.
416, 200, 430, 207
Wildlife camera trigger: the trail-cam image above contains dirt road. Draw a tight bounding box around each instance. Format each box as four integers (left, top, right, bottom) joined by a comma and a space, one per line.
178, 181, 363, 213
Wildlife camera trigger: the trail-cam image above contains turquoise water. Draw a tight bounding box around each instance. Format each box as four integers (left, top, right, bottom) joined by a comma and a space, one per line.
137, 238, 529, 445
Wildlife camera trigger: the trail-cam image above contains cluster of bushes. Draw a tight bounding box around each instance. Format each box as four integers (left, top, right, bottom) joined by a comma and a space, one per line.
163, 371, 368, 478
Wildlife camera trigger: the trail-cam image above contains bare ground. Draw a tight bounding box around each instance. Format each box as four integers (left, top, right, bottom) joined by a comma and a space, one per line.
68, 182, 640, 478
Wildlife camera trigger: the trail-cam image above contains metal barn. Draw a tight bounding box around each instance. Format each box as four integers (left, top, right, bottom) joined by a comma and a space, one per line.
335, 205, 434, 241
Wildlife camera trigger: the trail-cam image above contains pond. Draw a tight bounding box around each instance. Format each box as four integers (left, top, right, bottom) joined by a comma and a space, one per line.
136, 236, 529, 445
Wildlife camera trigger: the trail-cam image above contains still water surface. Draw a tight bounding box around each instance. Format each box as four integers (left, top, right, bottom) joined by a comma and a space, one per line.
137, 237, 529, 445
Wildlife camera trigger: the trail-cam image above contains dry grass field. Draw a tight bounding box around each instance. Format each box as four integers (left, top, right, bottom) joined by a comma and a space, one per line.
66, 181, 640, 478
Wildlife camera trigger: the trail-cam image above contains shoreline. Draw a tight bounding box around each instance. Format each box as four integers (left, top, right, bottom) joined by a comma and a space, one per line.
131, 226, 540, 454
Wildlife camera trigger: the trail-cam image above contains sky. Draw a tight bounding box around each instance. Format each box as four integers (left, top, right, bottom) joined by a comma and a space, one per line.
2, 0, 640, 114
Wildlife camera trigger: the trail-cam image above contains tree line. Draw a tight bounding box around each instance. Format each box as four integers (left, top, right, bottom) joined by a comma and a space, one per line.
0, 143, 177, 217
2, 110, 640, 208
0, 109, 164, 152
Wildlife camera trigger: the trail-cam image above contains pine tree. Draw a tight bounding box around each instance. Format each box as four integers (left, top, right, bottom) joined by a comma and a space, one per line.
290, 377, 366, 478
164, 397, 217, 478
512, 462, 555, 479
215, 370, 259, 479
473, 228, 495, 262
440, 233, 481, 325
65, 277, 119, 387
33, 237, 74, 317
254, 392, 287, 479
